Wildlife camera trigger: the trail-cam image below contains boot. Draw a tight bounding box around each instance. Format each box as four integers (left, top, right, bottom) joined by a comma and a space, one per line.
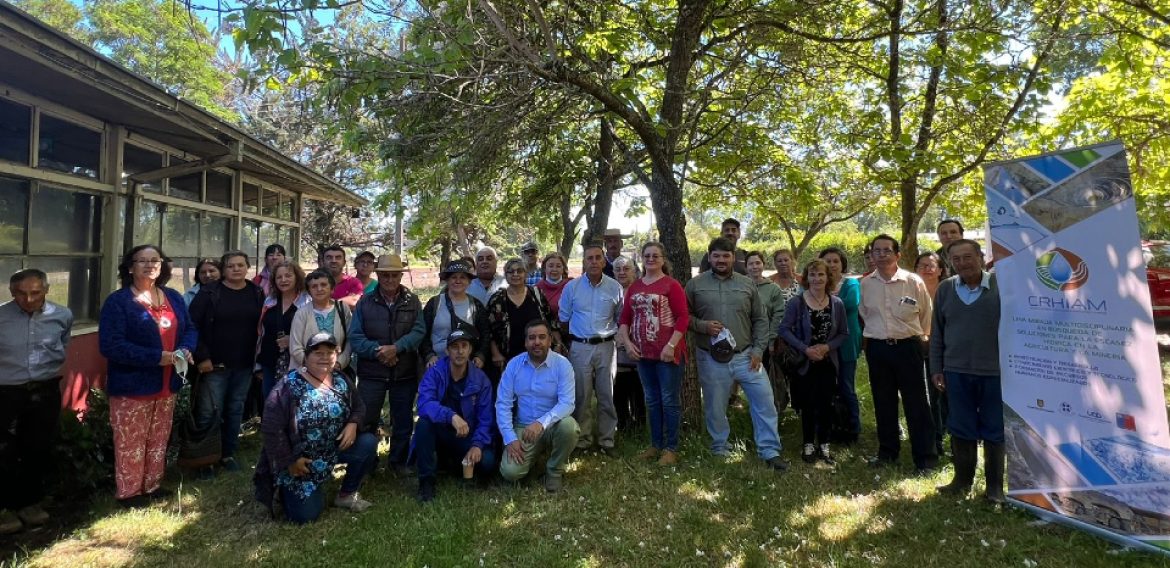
937, 438, 977, 496
983, 442, 1006, 504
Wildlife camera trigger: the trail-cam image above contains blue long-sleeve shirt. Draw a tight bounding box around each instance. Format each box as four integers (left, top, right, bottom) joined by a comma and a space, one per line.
495, 351, 575, 445
558, 274, 622, 338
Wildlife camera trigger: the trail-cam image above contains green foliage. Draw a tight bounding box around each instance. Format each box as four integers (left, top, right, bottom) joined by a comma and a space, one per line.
52, 389, 115, 498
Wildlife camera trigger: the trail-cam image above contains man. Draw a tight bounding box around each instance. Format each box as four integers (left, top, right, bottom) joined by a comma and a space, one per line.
686, 238, 788, 471
497, 320, 580, 492
413, 329, 497, 502
859, 234, 937, 472
520, 241, 543, 287
602, 229, 639, 279
698, 218, 748, 274
559, 241, 623, 454
348, 254, 426, 475
354, 250, 378, 295
936, 219, 964, 274
469, 246, 506, 305
0, 269, 73, 534
322, 245, 365, 309
931, 239, 1004, 503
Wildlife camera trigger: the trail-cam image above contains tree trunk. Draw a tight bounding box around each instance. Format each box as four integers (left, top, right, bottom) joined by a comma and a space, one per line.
558, 190, 578, 256
585, 117, 616, 244
899, 177, 919, 267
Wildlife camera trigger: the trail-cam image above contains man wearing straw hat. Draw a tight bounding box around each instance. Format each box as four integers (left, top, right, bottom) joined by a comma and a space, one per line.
602, 229, 639, 279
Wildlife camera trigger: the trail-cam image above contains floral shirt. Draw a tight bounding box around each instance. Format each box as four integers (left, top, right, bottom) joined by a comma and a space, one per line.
275, 371, 351, 500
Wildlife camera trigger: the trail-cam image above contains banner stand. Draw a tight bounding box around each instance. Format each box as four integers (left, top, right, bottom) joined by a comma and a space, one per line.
1010, 499, 1170, 556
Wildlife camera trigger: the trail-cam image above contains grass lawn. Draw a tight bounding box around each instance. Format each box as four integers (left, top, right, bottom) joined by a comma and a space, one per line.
6, 359, 1170, 567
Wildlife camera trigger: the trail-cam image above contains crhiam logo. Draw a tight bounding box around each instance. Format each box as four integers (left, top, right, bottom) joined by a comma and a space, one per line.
1036, 248, 1089, 291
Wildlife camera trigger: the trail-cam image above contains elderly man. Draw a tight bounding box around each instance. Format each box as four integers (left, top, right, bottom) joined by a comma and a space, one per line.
860, 234, 937, 472
602, 229, 639, 279
520, 241, 543, 287
699, 218, 748, 274
469, 247, 506, 305
322, 245, 365, 309
349, 254, 426, 475
414, 329, 497, 502
687, 238, 787, 471
931, 239, 1004, 503
935, 219, 964, 274
559, 241, 624, 454
497, 320, 579, 492
0, 269, 74, 533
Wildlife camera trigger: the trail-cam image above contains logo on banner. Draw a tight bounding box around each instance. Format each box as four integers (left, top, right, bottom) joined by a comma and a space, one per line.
1036, 248, 1089, 291
1117, 413, 1137, 431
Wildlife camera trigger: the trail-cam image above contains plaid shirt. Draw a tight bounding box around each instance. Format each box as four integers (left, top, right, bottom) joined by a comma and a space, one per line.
525, 269, 543, 287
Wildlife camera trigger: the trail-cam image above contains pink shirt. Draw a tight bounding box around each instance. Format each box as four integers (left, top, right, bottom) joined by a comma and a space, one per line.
619, 276, 689, 362
332, 273, 365, 299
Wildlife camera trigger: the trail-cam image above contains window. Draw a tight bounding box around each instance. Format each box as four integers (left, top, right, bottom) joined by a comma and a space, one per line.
169, 167, 202, 202
279, 194, 295, 221
29, 185, 101, 254
0, 98, 31, 165
122, 144, 163, 194
261, 186, 280, 217
162, 206, 200, 258
240, 219, 259, 261
0, 177, 29, 254
133, 200, 163, 245
201, 213, 231, 257
206, 170, 233, 208
0, 177, 103, 320
38, 114, 101, 179
242, 182, 260, 214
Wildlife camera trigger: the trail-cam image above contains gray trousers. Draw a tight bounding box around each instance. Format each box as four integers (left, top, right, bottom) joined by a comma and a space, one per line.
568, 340, 618, 448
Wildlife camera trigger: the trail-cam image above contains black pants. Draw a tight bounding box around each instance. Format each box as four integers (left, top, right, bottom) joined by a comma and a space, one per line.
866, 340, 937, 468
357, 377, 419, 466
793, 361, 836, 445
924, 355, 947, 453
613, 366, 645, 430
0, 380, 61, 509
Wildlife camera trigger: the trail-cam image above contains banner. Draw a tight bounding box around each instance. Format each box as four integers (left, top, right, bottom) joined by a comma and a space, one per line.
983, 141, 1170, 552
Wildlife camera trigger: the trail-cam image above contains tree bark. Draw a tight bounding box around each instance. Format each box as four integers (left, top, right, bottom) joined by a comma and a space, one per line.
585, 117, 616, 245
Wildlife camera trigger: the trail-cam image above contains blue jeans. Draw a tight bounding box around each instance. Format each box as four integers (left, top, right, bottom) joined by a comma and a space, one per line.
261, 366, 282, 403
194, 367, 254, 459
412, 417, 498, 480
636, 360, 683, 451
944, 372, 1004, 443
695, 349, 782, 460
279, 431, 378, 524
836, 358, 860, 436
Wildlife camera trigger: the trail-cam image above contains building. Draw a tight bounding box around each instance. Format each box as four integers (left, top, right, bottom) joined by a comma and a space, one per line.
0, 1, 365, 411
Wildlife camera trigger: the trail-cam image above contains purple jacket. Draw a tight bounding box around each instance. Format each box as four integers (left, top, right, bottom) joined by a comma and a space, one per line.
99, 287, 198, 397
416, 356, 495, 449
256, 370, 366, 475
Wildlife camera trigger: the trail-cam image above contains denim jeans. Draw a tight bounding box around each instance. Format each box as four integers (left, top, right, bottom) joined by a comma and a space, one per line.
695, 349, 782, 460
279, 431, 378, 524
636, 360, 683, 451
357, 377, 418, 466
260, 366, 282, 403
944, 372, 1004, 443
836, 358, 860, 436
194, 367, 254, 459
413, 417, 498, 480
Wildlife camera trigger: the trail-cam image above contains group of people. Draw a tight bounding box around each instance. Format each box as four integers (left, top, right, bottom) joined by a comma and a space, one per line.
0, 217, 1004, 530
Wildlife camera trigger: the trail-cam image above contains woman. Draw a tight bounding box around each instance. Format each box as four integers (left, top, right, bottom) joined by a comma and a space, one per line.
535, 252, 572, 321
487, 258, 560, 369
189, 251, 266, 474
769, 249, 802, 304
617, 242, 688, 466
99, 244, 197, 507
354, 251, 378, 295
746, 251, 789, 413
915, 251, 945, 300
779, 259, 848, 464
256, 333, 377, 523
420, 260, 491, 372
183, 258, 221, 306
289, 270, 352, 371
253, 244, 286, 297
818, 246, 862, 444
257, 261, 309, 398
611, 256, 645, 432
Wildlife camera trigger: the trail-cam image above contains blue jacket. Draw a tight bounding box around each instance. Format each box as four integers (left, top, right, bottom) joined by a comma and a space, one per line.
416, 356, 495, 449
778, 294, 848, 376
99, 287, 198, 397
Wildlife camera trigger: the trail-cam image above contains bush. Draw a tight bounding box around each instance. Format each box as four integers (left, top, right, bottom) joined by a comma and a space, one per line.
690, 231, 877, 274
52, 389, 115, 499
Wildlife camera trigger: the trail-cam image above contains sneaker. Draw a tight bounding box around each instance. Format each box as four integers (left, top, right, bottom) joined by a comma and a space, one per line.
334, 492, 373, 512
17, 505, 49, 526
417, 478, 437, 503
637, 447, 660, 461
0, 510, 22, 535
543, 474, 564, 493
818, 444, 835, 465
220, 457, 240, 472
801, 444, 817, 464
657, 450, 679, 466
765, 457, 789, 472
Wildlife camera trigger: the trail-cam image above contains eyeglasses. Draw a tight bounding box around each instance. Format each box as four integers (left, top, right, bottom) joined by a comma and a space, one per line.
871, 248, 895, 256
506, 268, 527, 275
134, 259, 163, 265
